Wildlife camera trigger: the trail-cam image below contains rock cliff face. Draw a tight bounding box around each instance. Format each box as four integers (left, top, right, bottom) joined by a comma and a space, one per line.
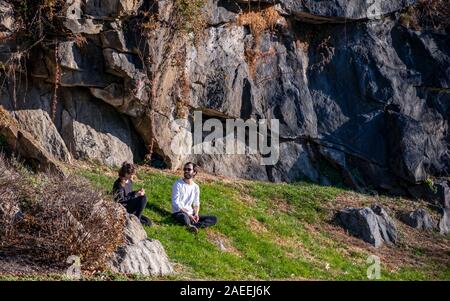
0, 0, 449, 196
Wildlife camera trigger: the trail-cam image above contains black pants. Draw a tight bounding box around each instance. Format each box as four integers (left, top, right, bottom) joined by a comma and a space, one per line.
172, 211, 217, 228
124, 196, 147, 219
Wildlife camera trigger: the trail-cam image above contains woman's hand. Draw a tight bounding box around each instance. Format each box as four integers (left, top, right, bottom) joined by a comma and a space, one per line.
137, 188, 145, 196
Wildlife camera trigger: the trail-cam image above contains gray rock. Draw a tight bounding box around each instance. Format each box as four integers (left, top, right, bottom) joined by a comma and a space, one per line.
13, 109, 72, 162
60, 89, 146, 167
336, 205, 398, 247
101, 29, 135, 53
270, 141, 318, 182
63, 18, 104, 35
55, 41, 118, 88
109, 239, 174, 276
205, 0, 238, 26
109, 214, 174, 276
0, 119, 66, 176
103, 48, 144, 80
85, 0, 144, 18
399, 208, 435, 230
124, 214, 147, 245
102, 49, 149, 104
371, 204, 398, 244
435, 180, 450, 209
336, 207, 384, 247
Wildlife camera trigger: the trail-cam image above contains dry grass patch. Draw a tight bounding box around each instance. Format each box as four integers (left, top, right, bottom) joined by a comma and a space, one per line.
247, 217, 269, 234
237, 6, 285, 40
267, 197, 293, 214
205, 229, 242, 257
272, 234, 316, 262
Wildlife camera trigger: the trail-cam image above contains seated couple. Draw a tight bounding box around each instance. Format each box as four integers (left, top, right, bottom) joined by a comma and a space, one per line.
113, 162, 217, 233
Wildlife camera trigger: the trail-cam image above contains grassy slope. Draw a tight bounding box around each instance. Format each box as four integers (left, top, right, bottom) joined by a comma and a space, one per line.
79, 163, 449, 280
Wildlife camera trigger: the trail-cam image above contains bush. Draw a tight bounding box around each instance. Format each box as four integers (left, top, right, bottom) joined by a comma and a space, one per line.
0, 155, 126, 271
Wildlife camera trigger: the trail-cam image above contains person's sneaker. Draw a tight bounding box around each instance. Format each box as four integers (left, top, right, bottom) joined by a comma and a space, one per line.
140, 215, 152, 227
187, 225, 198, 233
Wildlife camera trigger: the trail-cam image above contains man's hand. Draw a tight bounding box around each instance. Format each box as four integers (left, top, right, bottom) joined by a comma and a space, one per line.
188, 214, 197, 222
192, 214, 199, 223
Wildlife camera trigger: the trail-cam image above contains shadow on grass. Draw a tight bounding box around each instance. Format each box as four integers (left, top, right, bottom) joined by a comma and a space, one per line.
146, 203, 181, 226
147, 203, 172, 217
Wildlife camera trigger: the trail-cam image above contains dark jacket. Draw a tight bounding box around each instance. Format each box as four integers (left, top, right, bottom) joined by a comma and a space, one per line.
112, 178, 137, 204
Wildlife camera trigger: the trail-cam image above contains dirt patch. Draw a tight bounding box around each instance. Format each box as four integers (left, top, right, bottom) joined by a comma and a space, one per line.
272, 234, 317, 262
206, 230, 242, 257
269, 198, 294, 214
247, 218, 269, 234
0, 255, 63, 277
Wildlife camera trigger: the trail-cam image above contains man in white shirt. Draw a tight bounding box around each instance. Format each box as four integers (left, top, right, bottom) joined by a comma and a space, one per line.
172, 162, 217, 233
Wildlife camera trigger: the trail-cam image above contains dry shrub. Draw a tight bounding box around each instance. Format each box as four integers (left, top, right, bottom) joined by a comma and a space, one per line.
238, 11, 267, 40
0, 155, 126, 271
400, 0, 450, 31
263, 6, 284, 31
141, 13, 159, 32
237, 6, 284, 40
238, 6, 282, 78
0, 105, 18, 128
0, 157, 22, 242
73, 34, 87, 49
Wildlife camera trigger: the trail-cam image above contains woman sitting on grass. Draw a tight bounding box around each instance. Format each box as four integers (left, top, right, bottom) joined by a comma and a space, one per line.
113, 162, 152, 226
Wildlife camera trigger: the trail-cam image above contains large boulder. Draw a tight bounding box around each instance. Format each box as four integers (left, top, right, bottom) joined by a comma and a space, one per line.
371, 204, 398, 244
12, 109, 72, 162
108, 214, 174, 276
123, 214, 147, 245
0, 109, 66, 176
336, 204, 398, 247
399, 209, 436, 231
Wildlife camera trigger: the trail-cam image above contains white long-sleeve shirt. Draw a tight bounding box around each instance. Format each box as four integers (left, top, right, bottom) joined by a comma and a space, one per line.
171, 178, 200, 215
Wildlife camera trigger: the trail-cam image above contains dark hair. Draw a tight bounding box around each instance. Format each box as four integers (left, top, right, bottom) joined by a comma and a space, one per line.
118, 162, 136, 178
184, 162, 199, 175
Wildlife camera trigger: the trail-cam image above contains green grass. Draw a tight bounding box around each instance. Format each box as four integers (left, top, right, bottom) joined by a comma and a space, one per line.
76, 164, 449, 281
